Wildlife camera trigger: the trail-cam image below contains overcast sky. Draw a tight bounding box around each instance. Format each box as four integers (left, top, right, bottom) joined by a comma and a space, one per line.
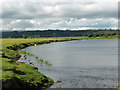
0, 0, 119, 31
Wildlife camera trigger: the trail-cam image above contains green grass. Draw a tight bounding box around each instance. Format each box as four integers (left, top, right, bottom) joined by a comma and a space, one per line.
2, 57, 54, 88
56, 80, 62, 83
19, 50, 27, 55
1, 36, 118, 88
2, 49, 21, 59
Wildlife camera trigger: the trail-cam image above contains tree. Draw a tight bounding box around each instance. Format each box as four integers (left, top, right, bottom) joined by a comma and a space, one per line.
23, 34, 28, 39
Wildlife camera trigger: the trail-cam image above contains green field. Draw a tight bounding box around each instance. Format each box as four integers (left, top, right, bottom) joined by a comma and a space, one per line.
0, 36, 118, 88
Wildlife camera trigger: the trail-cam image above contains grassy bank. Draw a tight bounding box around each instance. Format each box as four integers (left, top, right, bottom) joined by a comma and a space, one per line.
0, 36, 118, 89
1, 37, 87, 89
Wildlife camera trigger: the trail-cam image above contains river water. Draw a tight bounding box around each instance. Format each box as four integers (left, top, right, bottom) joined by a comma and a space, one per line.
18, 39, 118, 88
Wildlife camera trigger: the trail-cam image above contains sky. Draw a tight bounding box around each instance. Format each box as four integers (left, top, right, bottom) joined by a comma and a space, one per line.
0, 0, 119, 31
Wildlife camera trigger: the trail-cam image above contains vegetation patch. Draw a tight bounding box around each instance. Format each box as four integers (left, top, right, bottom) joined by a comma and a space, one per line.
2, 58, 54, 88
2, 49, 21, 59
19, 50, 52, 66
19, 50, 27, 55
36, 59, 52, 66
56, 80, 63, 83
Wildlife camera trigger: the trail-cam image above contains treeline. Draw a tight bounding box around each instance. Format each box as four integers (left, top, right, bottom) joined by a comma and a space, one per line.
2, 30, 119, 38
88, 32, 118, 37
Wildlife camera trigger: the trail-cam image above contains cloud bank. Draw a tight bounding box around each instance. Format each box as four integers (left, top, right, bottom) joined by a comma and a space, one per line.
1, 0, 118, 30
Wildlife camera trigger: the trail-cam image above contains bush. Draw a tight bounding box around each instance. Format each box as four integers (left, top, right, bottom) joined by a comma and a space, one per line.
2, 49, 21, 59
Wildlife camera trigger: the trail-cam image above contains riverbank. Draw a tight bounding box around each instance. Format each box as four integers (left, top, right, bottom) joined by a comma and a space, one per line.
1, 36, 118, 89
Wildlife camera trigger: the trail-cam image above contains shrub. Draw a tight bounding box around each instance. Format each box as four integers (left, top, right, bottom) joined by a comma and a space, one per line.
2, 49, 21, 59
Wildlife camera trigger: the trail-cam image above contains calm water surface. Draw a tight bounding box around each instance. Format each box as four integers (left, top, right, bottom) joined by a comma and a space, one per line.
18, 39, 118, 88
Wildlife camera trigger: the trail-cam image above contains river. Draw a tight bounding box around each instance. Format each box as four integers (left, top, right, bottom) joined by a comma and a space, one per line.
18, 39, 118, 88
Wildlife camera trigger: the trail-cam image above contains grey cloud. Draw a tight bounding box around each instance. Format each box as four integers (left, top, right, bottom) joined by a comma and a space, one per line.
2, 20, 35, 30
1, 1, 118, 30
54, 3, 117, 18
2, 17, 117, 30
11, 20, 34, 28
2, 10, 20, 18
2, 2, 118, 19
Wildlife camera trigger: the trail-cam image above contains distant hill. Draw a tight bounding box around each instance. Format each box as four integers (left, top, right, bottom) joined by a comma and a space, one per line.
2, 30, 119, 38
